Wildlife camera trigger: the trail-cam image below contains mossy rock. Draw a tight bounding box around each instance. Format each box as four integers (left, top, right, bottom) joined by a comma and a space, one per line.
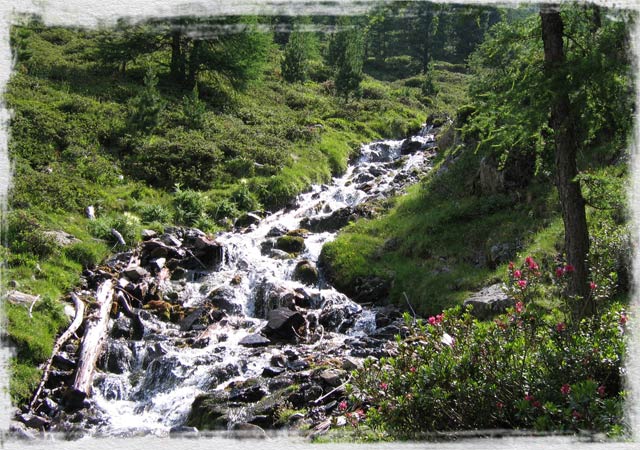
293, 260, 319, 286
186, 391, 230, 430
276, 235, 306, 254
286, 228, 310, 238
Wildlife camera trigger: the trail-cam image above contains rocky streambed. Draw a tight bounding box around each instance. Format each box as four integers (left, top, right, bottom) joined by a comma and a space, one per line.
13, 126, 438, 439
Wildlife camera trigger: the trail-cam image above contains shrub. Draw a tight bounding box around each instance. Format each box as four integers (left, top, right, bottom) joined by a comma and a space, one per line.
6, 210, 59, 258
138, 204, 172, 224
173, 186, 208, 226
63, 241, 105, 268
87, 212, 142, 247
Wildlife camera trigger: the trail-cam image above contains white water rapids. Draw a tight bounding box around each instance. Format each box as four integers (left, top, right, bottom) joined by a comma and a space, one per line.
88, 126, 436, 436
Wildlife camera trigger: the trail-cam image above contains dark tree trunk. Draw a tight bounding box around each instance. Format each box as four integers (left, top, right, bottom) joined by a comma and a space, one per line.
186, 40, 202, 89
170, 30, 185, 83
540, 5, 592, 317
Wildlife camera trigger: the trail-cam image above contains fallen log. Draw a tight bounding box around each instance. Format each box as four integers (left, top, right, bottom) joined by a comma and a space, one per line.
65, 279, 114, 409
6, 290, 40, 318
29, 293, 85, 411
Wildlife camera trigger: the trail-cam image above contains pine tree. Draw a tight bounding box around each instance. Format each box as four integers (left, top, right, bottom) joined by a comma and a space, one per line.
329, 19, 364, 99
128, 68, 164, 133
281, 30, 309, 83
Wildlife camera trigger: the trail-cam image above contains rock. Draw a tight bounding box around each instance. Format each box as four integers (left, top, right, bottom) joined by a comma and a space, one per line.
341, 357, 363, 371
207, 286, 243, 315
230, 423, 267, 440
286, 359, 310, 372
179, 307, 208, 331
269, 249, 292, 260
319, 369, 346, 387
261, 366, 285, 377
235, 212, 262, 228
463, 284, 513, 320
351, 276, 391, 304
399, 138, 423, 155
17, 413, 50, 430
275, 235, 306, 254
160, 233, 182, 247
169, 426, 199, 438
9, 421, 37, 440
43, 230, 80, 247
229, 383, 269, 403
171, 267, 188, 280
52, 354, 76, 371
141, 229, 157, 240
187, 392, 230, 430
266, 225, 288, 237
292, 260, 319, 286
286, 228, 309, 238
191, 236, 224, 268
123, 266, 149, 282
239, 334, 271, 348
263, 308, 306, 342
475, 156, 505, 195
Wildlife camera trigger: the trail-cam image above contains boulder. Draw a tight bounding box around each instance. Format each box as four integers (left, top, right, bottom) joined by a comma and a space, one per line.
463, 284, 513, 320
399, 139, 423, 155
239, 334, 271, 348
235, 212, 262, 228
43, 230, 80, 247
207, 286, 243, 316
275, 235, 306, 254
186, 392, 230, 430
263, 308, 306, 342
123, 266, 149, 282
292, 260, 319, 286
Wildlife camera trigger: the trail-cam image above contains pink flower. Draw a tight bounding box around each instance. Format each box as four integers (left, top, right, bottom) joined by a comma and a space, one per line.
525, 256, 533, 266
561, 384, 571, 395
355, 408, 366, 418
524, 393, 534, 402
597, 385, 606, 397
515, 301, 524, 313
338, 400, 348, 411
589, 281, 597, 290
428, 316, 436, 325
508, 262, 515, 271
556, 322, 566, 332
555, 267, 564, 278
435, 314, 443, 324
380, 382, 388, 391
409, 366, 416, 373
496, 401, 504, 409
518, 279, 527, 289
514, 270, 522, 279
564, 264, 575, 273
532, 400, 541, 408
620, 313, 628, 326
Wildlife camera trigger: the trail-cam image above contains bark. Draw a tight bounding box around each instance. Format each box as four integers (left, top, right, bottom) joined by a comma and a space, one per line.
170, 29, 185, 83
540, 5, 592, 316
67, 280, 115, 403
29, 293, 85, 411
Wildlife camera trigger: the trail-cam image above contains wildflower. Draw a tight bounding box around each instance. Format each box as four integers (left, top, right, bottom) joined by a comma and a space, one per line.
589, 281, 597, 290
409, 367, 417, 373
428, 316, 437, 325
564, 264, 575, 273
526, 256, 539, 271
524, 393, 534, 402
555, 267, 564, 278
338, 400, 348, 411
620, 313, 628, 326
515, 301, 524, 313
597, 385, 606, 397
435, 314, 443, 324
561, 384, 571, 395
514, 270, 523, 279
496, 401, 504, 410
355, 409, 366, 418
508, 261, 515, 271
518, 279, 527, 289
380, 382, 389, 391
532, 400, 542, 408
556, 322, 566, 332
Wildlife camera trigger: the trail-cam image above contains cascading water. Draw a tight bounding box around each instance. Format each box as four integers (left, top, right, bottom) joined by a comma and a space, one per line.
69, 126, 437, 437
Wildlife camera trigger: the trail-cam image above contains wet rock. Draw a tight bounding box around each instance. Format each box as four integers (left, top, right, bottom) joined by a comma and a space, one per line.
286, 228, 309, 238
187, 392, 230, 430
98, 341, 132, 374
160, 234, 182, 247
9, 421, 37, 440
16, 413, 50, 430
260, 239, 275, 255
208, 364, 241, 388
266, 225, 288, 237
262, 366, 285, 377
275, 235, 306, 254
292, 260, 319, 286
207, 286, 242, 315
229, 383, 269, 403
263, 308, 306, 342
269, 249, 291, 260
179, 307, 208, 331
229, 423, 267, 439
354, 172, 375, 184
287, 359, 310, 372
235, 212, 262, 228
191, 236, 224, 268
52, 354, 76, 371
351, 276, 391, 304
169, 425, 199, 438
463, 284, 513, 319
171, 267, 188, 280
239, 334, 271, 348
399, 139, 423, 155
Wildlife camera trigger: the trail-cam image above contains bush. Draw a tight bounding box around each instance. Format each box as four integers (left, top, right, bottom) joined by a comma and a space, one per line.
63, 241, 105, 268
87, 212, 142, 247
6, 210, 59, 258
173, 187, 208, 226
350, 257, 629, 438
138, 203, 172, 224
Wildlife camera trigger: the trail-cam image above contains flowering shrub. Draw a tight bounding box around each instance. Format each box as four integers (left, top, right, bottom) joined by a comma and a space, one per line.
349, 287, 628, 438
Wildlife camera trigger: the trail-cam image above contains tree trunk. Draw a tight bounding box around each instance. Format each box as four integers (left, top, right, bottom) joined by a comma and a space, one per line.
29, 293, 85, 411
170, 30, 185, 83
540, 5, 592, 317
187, 40, 202, 89
65, 280, 114, 408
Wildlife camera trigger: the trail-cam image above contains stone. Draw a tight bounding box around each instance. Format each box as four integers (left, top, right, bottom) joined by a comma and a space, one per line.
275, 235, 306, 254
263, 308, 306, 342
17, 413, 50, 430
141, 229, 157, 240
235, 212, 262, 228
229, 423, 267, 440
123, 266, 149, 282
292, 260, 319, 286
207, 286, 243, 316
261, 366, 285, 377
169, 426, 199, 438
239, 334, 271, 348
187, 392, 230, 430
319, 369, 346, 387
43, 230, 80, 247
463, 284, 513, 320
399, 138, 423, 155
341, 357, 363, 371
266, 225, 288, 237
269, 249, 291, 260
160, 233, 182, 247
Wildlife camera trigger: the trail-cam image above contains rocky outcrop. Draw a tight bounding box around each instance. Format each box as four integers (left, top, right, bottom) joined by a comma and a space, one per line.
463, 284, 513, 319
